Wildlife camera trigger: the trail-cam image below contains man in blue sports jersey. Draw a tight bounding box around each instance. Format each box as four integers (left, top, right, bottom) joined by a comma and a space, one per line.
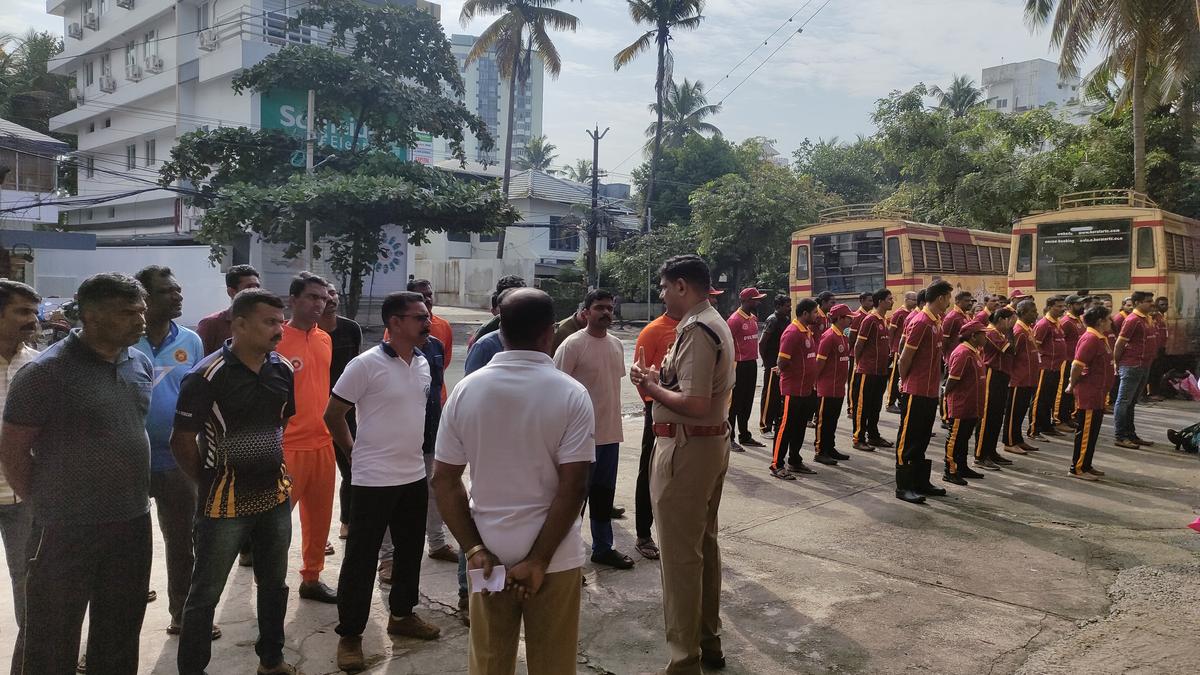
132, 266, 219, 640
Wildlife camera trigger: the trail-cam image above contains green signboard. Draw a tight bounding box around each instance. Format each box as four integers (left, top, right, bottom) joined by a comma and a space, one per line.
259, 90, 434, 165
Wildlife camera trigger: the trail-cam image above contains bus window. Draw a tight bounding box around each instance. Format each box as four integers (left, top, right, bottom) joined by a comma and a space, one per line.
886, 237, 901, 274
794, 245, 810, 280
1017, 234, 1032, 272
811, 229, 884, 294
1036, 219, 1131, 290
1136, 228, 1155, 269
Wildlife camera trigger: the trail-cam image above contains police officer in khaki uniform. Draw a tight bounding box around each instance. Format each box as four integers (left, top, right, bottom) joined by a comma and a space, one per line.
630, 255, 735, 674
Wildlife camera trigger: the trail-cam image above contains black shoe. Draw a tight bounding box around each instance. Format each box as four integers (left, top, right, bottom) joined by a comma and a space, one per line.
886, 404, 902, 414
869, 438, 894, 448
814, 454, 838, 466
729, 440, 745, 453
959, 466, 985, 479
610, 506, 626, 519
590, 549, 635, 570
701, 652, 727, 670
830, 449, 850, 461
894, 465, 926, 504
298, 580, 338, 604
238, 551, 254, 567
942, 472, 968, 486
852, 441, 876, 452
992, 455, 1014, 465
788, 461, 817, 475
915, 459, 947, 496
740, 436, 766, 448
1044, 428, 1064, 437
1167, 429, 1182, 451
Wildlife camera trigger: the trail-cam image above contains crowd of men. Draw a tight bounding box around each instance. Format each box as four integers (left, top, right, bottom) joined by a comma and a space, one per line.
0, 252, 1182, 675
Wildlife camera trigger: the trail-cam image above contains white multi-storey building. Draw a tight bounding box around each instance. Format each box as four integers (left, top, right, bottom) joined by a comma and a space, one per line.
981, 58, 1082, 114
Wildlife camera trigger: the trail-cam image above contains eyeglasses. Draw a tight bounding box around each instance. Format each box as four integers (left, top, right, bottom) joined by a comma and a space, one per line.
393, 314, 432, 323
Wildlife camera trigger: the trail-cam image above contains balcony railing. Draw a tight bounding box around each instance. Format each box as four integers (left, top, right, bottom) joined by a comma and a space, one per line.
210, 5, 355, 54
818, 203, 912, 224
1057, 190, 1159, 210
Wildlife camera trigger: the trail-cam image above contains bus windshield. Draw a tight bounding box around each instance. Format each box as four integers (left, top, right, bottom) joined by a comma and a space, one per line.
811, 229, 885, 295
1036, 219, 1131, 290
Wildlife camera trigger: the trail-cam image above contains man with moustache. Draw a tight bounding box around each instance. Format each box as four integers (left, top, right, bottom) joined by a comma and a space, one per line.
851, 289, 894, 452
196, 264, 262, 355
1053, 295, 1088, 430
886, 291, 918, 413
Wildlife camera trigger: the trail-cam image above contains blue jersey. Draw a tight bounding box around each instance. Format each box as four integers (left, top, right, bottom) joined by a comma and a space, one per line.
134, 322, 204, 472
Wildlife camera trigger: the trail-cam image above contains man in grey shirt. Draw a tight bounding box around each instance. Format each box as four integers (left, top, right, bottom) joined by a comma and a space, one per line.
0, 273, 154, 675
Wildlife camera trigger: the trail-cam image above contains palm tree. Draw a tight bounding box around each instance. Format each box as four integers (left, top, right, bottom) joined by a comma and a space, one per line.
515, 135, 558, 171
563, 158, 593, 183
644, 77, 721, 147
929, 74, 983, 118
614, 0, 705, 224
1024, 0, 1198, 193
461, 0, 579, 257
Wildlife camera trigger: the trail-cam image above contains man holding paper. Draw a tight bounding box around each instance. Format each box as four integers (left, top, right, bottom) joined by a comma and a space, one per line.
432, 288, 594, 675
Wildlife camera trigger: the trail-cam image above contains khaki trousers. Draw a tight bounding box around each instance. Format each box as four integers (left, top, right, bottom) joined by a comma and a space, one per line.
651, 430, 729, 674
467, 567, 582, 675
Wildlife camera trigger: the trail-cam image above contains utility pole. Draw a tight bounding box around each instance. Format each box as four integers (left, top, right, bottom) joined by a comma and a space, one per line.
585, 124, 609, 288
304, 88, 315, 270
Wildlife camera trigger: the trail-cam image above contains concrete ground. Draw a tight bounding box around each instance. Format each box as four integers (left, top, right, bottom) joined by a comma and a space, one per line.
1, 307, 1198, 674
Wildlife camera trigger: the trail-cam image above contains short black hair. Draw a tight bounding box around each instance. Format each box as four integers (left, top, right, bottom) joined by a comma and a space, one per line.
1131, 290, 1154, 304
816, 291, 835, 304
915, 289, 927, 305
927, 280, 953, 303
231, 288, 285, 318
858, 292, 872, 302
989, 307, 1015, 324
1045, 294, 1067, 308
76, 272, 146, 314
955, 290, 974, 302
795, 298, 818, 317
1016, 299, 1037, 317
584, 288, 614, 308
500, 288, 556, 350
225, 264, 260, 290
381, 291, 425, 324
0, 280, 40, 313
659, 254, 711, 290
407, 278, 432, 292
1082, 305, 1110, 327
495, 275, 526, 293
290, 272, 329, 298
774, 294, 791, 307
135, 265, 173, 292
871, 288, 891, 305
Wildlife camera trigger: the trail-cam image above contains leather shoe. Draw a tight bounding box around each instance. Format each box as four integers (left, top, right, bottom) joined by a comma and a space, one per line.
337, 635, 365, 672
1070, 470, 1099, 481
886, 404, 902, 414
830, 449, 851, 461
700, 652, 726, 670
378, 559, 393, 585
740, 436, 766, 448
298, 580, 338, 604
1003, 444, 1027, 455
428, 545, 458, 563
974, 458, 1001, 471
942, 473, 968, 486
814, 454, 838, 466
1019, 443, 1040, 452
610, 505, 626, 519
959, 466, 985, 479
1132, 437, 1155, 447
852, 441, 875, 452
387, 612, 441, 640
788, 461, 817, 474
1086, 467, 1106, 476
992, 455, 1014, 465
869, 438, 894, 448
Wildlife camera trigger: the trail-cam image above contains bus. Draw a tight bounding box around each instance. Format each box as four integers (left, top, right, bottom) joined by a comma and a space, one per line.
1008, 190, 1200, 359
788, 204, 1011, 306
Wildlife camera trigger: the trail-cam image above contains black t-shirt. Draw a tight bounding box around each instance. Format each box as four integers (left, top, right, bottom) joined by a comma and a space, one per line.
760, 312, 791, 368
328, 315, 363, 388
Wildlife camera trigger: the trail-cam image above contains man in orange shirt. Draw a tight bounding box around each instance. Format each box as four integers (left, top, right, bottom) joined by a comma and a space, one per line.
408, 279, 453, 401
632, 311, 679, 560
277, 273, 338, 603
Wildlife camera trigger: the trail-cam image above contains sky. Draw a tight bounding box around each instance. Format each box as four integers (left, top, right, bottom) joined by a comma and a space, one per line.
3, 0, 1100, 183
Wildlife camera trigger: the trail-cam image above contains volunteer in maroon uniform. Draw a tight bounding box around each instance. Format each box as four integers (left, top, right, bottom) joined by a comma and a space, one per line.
851, 289, 894, 452
1003, 300, 1042, 454
770, 299, 819, 480
727, 288, 767, 451
813, 305, 853, 466
886, 291, 918, 413
942, 321, 988, 485
1028, 296, 1068, 441
895, 281, 953, 503
1054, 295, 1087, 428
1113, 291, 1157, 449
973, 308, 1016, 470
975, 295, 999, 324
1065, 306, 1115, 480
940, 291, 974, 424
846, 293, 873, 420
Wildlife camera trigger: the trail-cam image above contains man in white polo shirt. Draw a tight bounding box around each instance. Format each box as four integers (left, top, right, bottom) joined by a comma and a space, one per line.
432, 288, 594, 675
324, 291, 441, 671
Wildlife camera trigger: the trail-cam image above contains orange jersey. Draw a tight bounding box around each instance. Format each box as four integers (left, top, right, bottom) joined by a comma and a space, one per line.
635, 314, 680, 402
277, 323, 333, 451
430, 313, 453, 404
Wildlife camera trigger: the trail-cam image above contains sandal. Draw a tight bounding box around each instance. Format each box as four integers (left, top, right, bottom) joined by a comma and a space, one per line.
635, 538, 660, 560
590, 549, 635, 569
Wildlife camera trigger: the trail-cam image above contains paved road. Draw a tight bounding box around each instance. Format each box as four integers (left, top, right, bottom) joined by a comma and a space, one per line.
1, 309, 1197, 674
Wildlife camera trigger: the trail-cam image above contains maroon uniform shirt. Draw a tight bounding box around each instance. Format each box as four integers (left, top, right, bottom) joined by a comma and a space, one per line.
900, 308, 943, 399
1072, 328, 1115, 410
1010, 320, 1041, 388
1117, 310, 1153, 368
981, 326, 1013, 375
815, 326, 850, 398
778, 320, 818, 396
1034, 315, 1067, 371
855, 310, 891, 376
889, 307, 910, 355
945, 342, 985, 419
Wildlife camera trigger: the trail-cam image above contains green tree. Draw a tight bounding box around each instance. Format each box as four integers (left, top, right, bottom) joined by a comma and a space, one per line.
646, 77, 722, 147
563, 158, 593, 182
929, 74, 983, 118
461, 0, 580, 257
0, 30, 73, 140
614, 0, 705, 223
631, 134, 742, 225
600, 221, 698, 302
793, 136, 888, 204
514, 134, 559, 171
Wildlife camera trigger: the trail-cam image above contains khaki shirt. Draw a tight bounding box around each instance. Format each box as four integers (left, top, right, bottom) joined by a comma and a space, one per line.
653, 300, 735, 426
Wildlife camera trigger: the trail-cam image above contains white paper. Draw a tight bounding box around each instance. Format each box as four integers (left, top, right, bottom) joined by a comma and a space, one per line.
467, 565, 506, 593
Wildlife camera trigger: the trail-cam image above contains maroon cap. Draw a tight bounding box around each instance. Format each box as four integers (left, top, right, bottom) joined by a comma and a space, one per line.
1009, 289, 1026, 299
828, 304, 852, 321
739, 287, 767, 301
959, 320, 986, 338
708, 288, 724, 296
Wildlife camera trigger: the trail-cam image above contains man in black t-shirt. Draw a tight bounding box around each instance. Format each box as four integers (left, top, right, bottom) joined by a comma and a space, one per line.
758, 294, 792, 438
319, 285, 362, 539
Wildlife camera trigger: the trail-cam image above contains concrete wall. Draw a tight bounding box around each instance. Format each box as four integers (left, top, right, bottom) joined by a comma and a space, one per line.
413, 257, 535, 309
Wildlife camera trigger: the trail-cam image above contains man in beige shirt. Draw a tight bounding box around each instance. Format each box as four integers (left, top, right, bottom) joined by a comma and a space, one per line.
554, 289, 633, 570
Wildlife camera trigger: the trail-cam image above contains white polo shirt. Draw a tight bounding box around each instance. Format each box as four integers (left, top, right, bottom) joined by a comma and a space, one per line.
0, 344, 39, 504
436, 350, 595, 573
332, 342, 430, 487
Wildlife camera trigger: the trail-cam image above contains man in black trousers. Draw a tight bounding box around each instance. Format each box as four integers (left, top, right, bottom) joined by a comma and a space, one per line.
759, 294, 791, 439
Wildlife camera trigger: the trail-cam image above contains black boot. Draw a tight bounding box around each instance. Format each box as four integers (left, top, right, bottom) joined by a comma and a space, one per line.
894, 465, 926, 504
916, 459, 947, 496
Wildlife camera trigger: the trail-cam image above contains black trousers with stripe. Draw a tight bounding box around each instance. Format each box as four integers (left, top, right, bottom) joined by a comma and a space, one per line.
1029, 369, 1061, 435
896, 394, 938, 466
974, 369, 1010, 460
815, 396, 844, 455
1053, 361, 1075, 425
1004, 386, 1035, 447
846, 369, 859, 419
852, 372, 887, 444
1071, 408, 1104, 474
729, 359, 758, 440
885, 355, 902, 408
944, 418, 978, 475
771, 393, 817, 470
759, 366, 783, 433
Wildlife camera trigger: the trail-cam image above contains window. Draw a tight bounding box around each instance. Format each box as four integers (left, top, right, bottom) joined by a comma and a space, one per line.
965, 245, 981, 273
937, 242, 952, 271
911, 239, 925, 271
197, 2, 211, 30
886, 236, 901, 274
477, 231, 499, 243
1165, 232, 1200, 272
446, 230, 470, 243
86, 209, 93, 221
145, 139, 156, 166
142, 30, 157, 60
100, 53, 111, 77
1036, 219, 1131, 290
950, 243, 967, 271
85, 60, 94, 86
104, 117, 110, 128
126, 144, 136, 170
85, 156, 95, 178
125, 42, 137, 69
548, 216, 578, 252
1136, 227, 1155, 269
794, 245, 809, 281
87, 122, 95, 133
811, 229, 884, 295
108, 207, 116, 218
997, 247, 1009, 273
996, 98, 1007, 109
99, 0, 107, 14
1017, 234, 1032, 272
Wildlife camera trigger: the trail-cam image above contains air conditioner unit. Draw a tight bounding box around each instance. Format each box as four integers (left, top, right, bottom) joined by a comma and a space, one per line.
84, 11, 98, 30
144, 55, 163, 73
98, 75, 116, 93
125, 63, 142, 81
198, 30, 219, 51
68, 23, 83, 40
69, 87, 83, 104
115, 0, 133, 8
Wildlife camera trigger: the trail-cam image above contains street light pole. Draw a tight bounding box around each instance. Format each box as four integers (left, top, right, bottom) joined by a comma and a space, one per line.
304, 88, 315, 270
585, 124, 609, 289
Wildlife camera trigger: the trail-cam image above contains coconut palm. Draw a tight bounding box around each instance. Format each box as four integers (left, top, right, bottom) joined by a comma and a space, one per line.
461, 0, 579, 257
563, 158, 593, 183
929, 74, 983, 118
1024, 0, 1198, 193
514, 135, 559, 171
614, 0, 705, 223
644, 77, 722, 148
